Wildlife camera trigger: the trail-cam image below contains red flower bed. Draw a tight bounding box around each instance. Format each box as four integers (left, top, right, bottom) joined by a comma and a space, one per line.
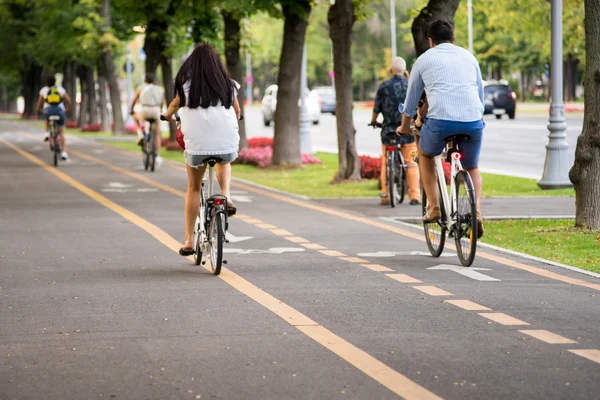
81, 123, 101, 132
66, 121, 79, 128
359, 155, 381, 180
237, 145, 322, 168
247, 137, 274, 148
125, 124, 137, 135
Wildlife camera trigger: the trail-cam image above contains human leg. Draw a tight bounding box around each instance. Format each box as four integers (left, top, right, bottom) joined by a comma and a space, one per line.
183, 163, 207, 252
400, 142, 421, 202
418, 119, 448, 221
215, 163, 232, 199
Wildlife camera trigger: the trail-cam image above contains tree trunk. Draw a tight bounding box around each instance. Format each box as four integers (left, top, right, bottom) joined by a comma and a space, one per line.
329, 0, 360, 182
520, 70, 528, 102
63, 61, 77, 123
98, 67, 111, 132
85, 66, 98, 125
271, 1, 312, 166
564, 53, 579, 102
411, 0, 461, 56
223, 10, 247, 150
77, 65, 89, 128
22, 60, 43, 118
160, 55, 177, 140
0, 87, 6, 112
101, 0, 124, 134
144, 22, 165, 75
569, 0, 600, 230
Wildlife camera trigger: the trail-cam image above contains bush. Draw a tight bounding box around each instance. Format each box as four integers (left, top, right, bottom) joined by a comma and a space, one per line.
247, 137, 274, 148
66, 121, 79, 128
237, 145, 322, 168
81, 123, 101, 132
359, 155, 381, 180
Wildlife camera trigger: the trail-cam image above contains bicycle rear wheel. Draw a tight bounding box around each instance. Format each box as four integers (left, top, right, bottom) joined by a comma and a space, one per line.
52, 125, 60, 167
142, 131, 150, 171
209, 211, 225, 275
454, 171, 478, 266
422, 178, 447, 257
149, 131, 156, 172
194, 215, 202, 265
396, 152, 406, 204
388, 154, 396, 208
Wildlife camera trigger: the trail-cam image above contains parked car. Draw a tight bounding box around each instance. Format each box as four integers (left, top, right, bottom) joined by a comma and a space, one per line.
261, 84, 320, 126
483, 80, 517, 119
314, 86, 336, 114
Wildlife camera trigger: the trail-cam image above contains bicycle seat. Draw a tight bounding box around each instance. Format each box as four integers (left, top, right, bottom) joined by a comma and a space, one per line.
48, 116, 61, 121
202, 156, 224, 166
444, 134, 471, 143
145, 117, 157, 123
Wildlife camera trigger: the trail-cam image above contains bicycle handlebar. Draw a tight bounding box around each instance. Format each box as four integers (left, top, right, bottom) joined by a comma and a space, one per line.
160, 114, 244, 122
368, 122, 382, 128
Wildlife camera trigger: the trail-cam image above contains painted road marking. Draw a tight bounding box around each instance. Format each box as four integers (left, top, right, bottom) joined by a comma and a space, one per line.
319, 250, 348, 257
428, 265, 500, 282
244, 218, 263, 224
478, 313, 529, 326
386, 274, 422, 284
301, 243, 326, 250
270, 229, 293, 236
256, 223, 277, 229
518, 330, 577, 344
224, 248, 305, 255
232, 182, 600, 292
230, 195, 253, 203
2, 137, 443, 400
285, 236, 310, 244
568, 349, 600, 365
226, 233, 253, 243
445, 300, 491, 311
338, 257, 369, 263
361, 264, 394, 272
358, 251, 455, 258
411, 286, 453, 296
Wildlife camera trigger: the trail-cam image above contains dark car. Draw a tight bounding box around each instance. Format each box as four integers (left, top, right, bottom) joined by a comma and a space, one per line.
483, 81, 517, 119
314, 86, 336, 114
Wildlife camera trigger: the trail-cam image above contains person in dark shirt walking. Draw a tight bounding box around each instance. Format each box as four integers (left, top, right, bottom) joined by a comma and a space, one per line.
371, 57, 421, 206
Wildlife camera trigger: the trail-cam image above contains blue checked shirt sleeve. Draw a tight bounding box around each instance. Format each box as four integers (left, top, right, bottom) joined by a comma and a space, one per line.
476, 63, 484, 105
403, 61, 424, 119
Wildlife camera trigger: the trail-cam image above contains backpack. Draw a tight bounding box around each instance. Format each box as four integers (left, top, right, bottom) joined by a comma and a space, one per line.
46, 87, 62, 105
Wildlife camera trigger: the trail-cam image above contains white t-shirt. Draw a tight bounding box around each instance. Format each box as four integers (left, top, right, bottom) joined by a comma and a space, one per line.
139, 84, 163, 107
39, 86, 67, 111
179, 80, 240, 155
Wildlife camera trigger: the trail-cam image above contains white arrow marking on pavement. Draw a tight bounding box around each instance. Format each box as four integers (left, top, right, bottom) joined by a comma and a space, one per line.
427, 264, 501, 282
358, 251, 455, 258
107, 182, 133, 189
230, 195, 253, 203
226, 233, 253, 243
136, 188, 159, 193
224, 247, 305, 255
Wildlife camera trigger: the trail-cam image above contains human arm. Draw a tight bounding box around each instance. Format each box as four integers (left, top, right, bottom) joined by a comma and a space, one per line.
371, 111, 379, 125
233, 96, 241, 120
63, 92, 72, 112
129, 88, 141, 115
371, 85, 383, 124
162, 93, 181, 121
36, 95, 44, 114
475, 63, 484, 105
398, 61, 424, 134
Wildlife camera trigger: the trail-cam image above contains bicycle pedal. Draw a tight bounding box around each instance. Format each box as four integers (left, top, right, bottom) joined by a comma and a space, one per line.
225, 239, 230, 244
201, 261, 206, 265
223, 260, 227, 265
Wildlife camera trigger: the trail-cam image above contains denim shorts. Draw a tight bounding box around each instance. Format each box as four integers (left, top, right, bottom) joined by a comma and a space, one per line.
184, 152, 237, 168
44, 106, 65, 127
419, 118, 485, 169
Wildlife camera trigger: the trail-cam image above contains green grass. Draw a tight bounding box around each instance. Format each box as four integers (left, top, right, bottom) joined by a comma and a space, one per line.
98, 144, 574, 199
482, 219, 600, 273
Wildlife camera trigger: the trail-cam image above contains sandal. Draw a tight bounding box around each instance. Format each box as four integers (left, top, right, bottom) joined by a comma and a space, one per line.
476, 211, 484, 239
227, 202, 237, 216
422, 205, 441, 223
179, 241, 195, 256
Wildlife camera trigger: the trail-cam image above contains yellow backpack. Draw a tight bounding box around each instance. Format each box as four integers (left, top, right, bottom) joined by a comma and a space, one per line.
46, 87, 62, 105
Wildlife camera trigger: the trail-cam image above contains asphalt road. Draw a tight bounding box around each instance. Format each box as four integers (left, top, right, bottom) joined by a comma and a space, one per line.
1, 119, 599, 400
244, 107, 584, 179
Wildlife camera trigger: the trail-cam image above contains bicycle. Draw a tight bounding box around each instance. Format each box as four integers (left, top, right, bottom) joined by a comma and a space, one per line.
47, 115, 62, 167
422, 134, 478, 266
141, 118, 158, 172
160, 114, 229, 275
369, 122, 407, 207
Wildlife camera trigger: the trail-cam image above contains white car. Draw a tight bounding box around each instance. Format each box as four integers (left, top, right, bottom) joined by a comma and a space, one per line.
261, 84, 321, 126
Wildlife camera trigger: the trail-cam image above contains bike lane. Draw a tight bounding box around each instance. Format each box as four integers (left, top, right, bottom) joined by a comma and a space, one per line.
2, 123, 599, 399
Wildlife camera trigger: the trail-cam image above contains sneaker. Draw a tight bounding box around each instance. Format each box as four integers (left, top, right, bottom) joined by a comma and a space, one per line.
422, 205, 441, 222
410, 199, 421, 206
476, 211, 484, 238
380, 194, 390, 206
43, 133, 49, 142
136, 131, 145, 146
60, 151, 69, 161
156, 156, 163, 168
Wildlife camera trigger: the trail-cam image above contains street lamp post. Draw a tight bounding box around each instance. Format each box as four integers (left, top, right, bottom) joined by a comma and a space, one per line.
467, 0, 474, 53
299, 43, 313, 155
538, 0, 572, 189
390, 0, 397, 58
245, 50, 253, 105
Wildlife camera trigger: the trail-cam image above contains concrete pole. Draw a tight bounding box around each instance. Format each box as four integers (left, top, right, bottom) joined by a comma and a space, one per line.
299, 43, 313, 155
390, 0, 397, 58
125, 44, 133, 125
467, 0, 474, 53
245, 50, 253, 105
538, 0, 572, 189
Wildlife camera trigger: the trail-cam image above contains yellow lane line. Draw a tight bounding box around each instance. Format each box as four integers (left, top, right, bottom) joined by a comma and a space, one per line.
444, 300, 491, 311
256, 223, 277, 229
411, 286, 453, 297
478, 313, 529, 326
244, 218, 263, 224
319, 250, 348, 257
386, 274, 423, 284
231, 182, 600, 292
518, 330, 577, 344
568, 349, 600, 365
285, 236, 310, 244
301, 243, 327, 250
338, 256, 369, 263
361, 264, 394, 272
270, 229, 293, 236
2, 137, 442, 400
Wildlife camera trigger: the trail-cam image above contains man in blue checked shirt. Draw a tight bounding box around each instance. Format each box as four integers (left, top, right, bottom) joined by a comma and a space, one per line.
397, 19, 485, 238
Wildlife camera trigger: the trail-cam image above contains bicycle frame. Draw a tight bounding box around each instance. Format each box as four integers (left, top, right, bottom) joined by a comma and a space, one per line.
434, 145, 463, 232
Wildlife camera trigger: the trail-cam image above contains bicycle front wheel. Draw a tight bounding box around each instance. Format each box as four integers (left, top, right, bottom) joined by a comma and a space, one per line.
422, 178, 447, 257
396, 152, 406, 204
454, 170, 478, 266
194, 215, 202, 266
209, 211, 225, 275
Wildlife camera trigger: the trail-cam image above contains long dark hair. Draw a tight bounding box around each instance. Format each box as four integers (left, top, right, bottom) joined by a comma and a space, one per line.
174, 44, 235, 109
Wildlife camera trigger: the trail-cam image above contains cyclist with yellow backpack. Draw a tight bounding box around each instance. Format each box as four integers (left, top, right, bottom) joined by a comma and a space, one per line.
37, 75, 72, 160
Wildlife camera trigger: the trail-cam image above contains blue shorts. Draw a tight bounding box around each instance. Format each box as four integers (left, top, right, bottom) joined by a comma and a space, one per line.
184, 152, 237, 168
44, 106, 65, 127
419, 118, 485, 169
